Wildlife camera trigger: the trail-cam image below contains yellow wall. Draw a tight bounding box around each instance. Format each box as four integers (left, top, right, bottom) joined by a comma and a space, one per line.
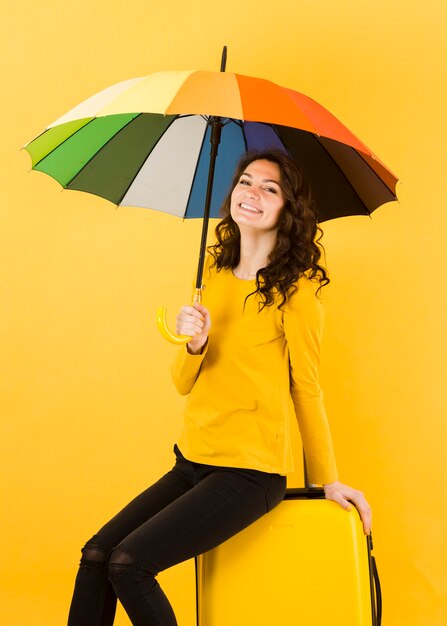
2, 1, 446, 624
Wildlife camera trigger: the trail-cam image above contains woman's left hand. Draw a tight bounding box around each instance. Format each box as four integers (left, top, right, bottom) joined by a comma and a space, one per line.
323, 481, 372, 535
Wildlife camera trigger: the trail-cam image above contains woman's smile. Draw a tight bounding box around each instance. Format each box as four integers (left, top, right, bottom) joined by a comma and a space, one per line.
239, 202, 263, 214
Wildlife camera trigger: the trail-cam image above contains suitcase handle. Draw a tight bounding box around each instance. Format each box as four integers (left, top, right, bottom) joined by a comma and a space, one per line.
371, 552, 382, 626
366, 534, 382, 626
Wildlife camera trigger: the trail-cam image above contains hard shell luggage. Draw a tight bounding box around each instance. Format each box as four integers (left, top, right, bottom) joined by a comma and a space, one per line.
196, 488, 381, 626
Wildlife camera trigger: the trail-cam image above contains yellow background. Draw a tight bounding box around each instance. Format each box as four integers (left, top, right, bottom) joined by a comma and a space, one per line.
1, 0, 446, 624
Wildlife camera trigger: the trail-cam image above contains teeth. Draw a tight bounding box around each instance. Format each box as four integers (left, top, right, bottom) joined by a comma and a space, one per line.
240, 203, 262, 213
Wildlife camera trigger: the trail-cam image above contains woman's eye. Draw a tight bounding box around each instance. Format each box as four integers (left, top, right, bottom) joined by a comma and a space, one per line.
239, 179, 249, 186
264, 187, 277, 194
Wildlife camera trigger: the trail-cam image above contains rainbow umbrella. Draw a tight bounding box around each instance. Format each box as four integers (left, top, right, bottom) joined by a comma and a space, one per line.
24, 48, 398, 342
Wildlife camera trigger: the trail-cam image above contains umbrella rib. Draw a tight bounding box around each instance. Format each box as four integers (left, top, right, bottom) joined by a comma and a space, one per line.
239, 120, 248, 152
277, 86, 397, 208
61, 113, 146, 190
114, 114, 180, 207
307, 133, 375, 217
183, 118, 211, 221
31, 117, 98, 169
274, 87, 367, 206
269, 122, 292, 156
319, 136, 397, 214
348, 147, 398, 198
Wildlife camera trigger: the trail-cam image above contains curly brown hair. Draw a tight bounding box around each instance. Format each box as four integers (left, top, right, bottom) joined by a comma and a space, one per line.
208, 149, 330, 309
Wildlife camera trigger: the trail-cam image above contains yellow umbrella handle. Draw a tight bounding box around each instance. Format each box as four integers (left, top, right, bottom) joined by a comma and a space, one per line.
156, 288, 203, 345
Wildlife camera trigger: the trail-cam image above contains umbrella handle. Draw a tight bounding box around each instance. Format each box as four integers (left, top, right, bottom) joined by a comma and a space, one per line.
156, 307, 191, 344
156, 288, 203, 345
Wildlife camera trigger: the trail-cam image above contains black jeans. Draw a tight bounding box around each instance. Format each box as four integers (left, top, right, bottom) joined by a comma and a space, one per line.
67, 445, 287, 626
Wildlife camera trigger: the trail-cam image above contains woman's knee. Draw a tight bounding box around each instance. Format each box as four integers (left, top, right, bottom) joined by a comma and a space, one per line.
107, 547, 137, 583
107, 546, 159, 592
79, 537, 109, 568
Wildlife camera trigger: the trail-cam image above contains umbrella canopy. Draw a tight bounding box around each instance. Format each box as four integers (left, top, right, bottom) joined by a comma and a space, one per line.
24, 59, 398, 343
24, 70, 398, 223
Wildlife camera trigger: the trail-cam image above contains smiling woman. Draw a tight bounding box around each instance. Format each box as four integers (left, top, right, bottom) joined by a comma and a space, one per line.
67, 149, 371, 626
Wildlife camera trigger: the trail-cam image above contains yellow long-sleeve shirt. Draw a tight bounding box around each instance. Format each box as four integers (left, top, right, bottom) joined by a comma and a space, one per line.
172, 258, 338, 484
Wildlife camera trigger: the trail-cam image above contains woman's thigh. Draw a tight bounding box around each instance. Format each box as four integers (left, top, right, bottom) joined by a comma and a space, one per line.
117, 468, 287, 574
87, 459, 196, 553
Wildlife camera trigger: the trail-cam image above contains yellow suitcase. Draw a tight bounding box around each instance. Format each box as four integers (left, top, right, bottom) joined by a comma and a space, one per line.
196, 488, 381, 626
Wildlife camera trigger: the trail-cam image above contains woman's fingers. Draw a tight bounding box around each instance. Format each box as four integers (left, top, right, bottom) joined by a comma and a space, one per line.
176, 306, 204, 335
193, 303, 211, 334
177, 305, 204, 322
330, 491, 352, 511
192, 302, 208, 315
175, 304, 211, 341
354, 494, 372, 535
323, 481, 372, 535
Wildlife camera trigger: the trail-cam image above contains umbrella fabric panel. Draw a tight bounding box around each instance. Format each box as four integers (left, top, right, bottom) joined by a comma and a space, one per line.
121, 115, 207, 216
282, 87, 369, 154
34, 114, 138, 187
276, 125, 371, 220
166, 72, 243, 120
24, 118, 93, 166
100, 71, 195, 117
245, 123, 396, 218
235, 74, 317, 132
67, 114, 176, 205
353, 152, 398, 194
243, 122, 286, 152
281, 87, 398, 187
319, 137, 397, 214
185, 120, 246, 218
47, 77, 146, 127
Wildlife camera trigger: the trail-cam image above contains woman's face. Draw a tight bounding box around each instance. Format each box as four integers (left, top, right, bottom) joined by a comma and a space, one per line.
230, 159, 285, 233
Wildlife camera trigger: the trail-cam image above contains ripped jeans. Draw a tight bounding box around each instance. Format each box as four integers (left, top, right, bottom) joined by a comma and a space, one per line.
67, 445, 287, 626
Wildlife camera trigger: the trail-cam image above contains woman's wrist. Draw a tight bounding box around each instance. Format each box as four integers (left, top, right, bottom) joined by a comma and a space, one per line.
187, 338, 207, 355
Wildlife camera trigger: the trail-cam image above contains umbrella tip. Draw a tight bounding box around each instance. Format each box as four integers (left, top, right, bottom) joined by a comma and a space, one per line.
220, 46, 227, 72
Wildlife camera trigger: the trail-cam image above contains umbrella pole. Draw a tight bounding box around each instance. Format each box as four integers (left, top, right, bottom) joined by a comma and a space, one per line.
156, 47, 226, 344
194, 45, 227, 296
156, 117, 223, 344
194, 117, 223, 297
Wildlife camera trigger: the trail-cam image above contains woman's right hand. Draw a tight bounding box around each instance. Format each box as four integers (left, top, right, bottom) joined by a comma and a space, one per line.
176, 303, 211, 354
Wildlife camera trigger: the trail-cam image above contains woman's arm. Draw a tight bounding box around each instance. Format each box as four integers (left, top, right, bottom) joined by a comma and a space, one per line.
285, 278, 372, 533
171, 303, 211, 395
284, 278, 338, 485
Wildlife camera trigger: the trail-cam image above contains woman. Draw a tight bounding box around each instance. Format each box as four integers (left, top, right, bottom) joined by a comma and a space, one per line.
68, 149, 371, 626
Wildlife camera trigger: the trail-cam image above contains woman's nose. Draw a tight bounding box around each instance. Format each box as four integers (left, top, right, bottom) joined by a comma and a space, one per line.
247, 186, 260, 199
